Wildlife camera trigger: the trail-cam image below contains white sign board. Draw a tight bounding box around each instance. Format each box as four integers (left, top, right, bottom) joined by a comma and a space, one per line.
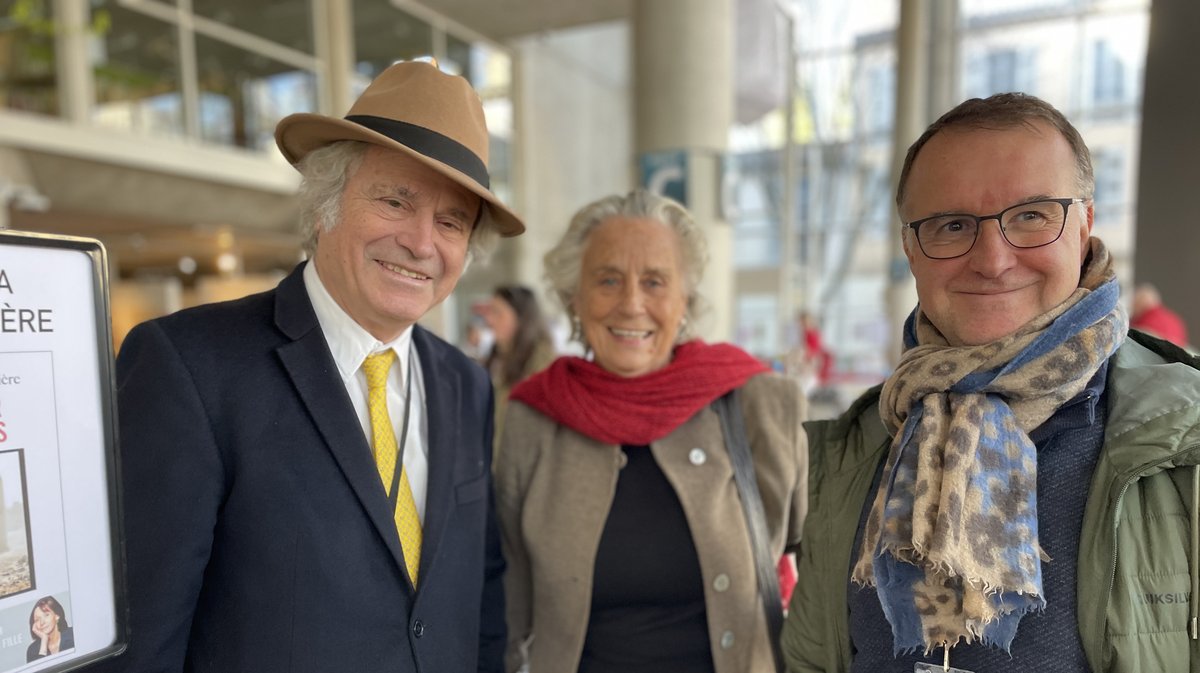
0, 231, 124, 672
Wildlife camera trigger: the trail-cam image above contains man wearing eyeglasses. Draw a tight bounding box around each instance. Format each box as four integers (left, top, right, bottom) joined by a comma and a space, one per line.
782, 92, 1200, 673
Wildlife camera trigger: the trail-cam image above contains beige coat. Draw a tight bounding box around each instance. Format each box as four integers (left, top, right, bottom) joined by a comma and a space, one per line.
495, 373, 808, 673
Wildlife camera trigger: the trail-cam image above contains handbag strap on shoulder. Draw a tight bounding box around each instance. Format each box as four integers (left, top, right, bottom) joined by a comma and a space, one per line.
713, 389, 785, 672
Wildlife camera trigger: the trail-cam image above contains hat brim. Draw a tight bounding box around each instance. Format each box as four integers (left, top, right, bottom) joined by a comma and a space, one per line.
275, 113, 525, 237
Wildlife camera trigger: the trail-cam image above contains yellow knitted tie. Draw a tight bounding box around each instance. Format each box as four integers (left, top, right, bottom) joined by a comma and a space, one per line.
362, 350, 422, 585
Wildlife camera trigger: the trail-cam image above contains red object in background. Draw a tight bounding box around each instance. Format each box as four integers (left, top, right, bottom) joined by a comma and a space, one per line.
804, 327, 833, 385
1131, 304, 1189, 347
778, 554, 797, 609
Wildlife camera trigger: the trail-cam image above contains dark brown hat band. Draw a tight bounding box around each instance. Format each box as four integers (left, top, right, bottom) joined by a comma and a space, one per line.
345, 114, 490, 189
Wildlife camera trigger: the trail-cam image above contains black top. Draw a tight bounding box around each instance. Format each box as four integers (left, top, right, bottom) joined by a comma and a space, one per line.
579, 445, 716, 673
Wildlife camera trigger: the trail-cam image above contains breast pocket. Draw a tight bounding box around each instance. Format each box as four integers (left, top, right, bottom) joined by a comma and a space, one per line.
1108, 472, 1190, 636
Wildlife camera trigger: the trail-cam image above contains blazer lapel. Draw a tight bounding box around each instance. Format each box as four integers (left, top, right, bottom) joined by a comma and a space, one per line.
413, 326, 461, 587
273, 265, 410, 579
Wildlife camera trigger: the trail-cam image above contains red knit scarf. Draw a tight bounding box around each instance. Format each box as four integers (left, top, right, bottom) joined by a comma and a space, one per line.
509, 340, 769, 445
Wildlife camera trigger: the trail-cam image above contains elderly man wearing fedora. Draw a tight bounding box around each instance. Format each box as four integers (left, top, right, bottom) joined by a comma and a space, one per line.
90, 61, 523, 673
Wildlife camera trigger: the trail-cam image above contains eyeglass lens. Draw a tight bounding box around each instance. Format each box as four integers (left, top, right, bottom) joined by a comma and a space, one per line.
916, 199, 1069, 259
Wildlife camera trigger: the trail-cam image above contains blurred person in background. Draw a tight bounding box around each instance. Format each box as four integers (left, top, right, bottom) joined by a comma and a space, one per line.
462, 314, 493, 364
782, 93, 1200, 673
94, 61, 521, 673
799, 311, 833, 387
786, 311, 833, 395
482, 285, 556, 447
1130, 282, 1189, 348
495, 189, 808, 673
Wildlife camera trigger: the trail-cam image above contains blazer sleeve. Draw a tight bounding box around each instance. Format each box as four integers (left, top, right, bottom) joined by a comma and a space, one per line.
781, 430, 828, 673
781, 554, 831, 673
741, 374, 809, 551
493, 403, 535, 673
787, 379, 809, 549
478, 384, 508, 673
91, 321, 227, 673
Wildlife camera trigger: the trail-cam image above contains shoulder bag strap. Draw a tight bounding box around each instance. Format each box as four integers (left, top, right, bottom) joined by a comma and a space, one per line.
713, 388, 785, 672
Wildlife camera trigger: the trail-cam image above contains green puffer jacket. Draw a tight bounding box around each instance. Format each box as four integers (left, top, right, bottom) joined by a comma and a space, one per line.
782, 333, 1200, 673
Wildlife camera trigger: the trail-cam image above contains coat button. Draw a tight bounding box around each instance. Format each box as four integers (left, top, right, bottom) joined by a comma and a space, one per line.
713, 573, 730, 592
688, 448, 707, 465
720, 630, 735, 649
412, 619, 425, 638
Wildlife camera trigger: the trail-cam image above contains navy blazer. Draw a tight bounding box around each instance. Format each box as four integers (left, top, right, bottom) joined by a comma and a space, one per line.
89, 264, 505, 673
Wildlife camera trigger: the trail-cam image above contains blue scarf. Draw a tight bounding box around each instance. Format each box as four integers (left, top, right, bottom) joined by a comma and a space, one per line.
853, 238, 1127, 654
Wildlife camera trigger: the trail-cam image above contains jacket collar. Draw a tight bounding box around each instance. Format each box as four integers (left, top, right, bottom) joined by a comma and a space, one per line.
272, 262, 462, 591
1103, 336, 1200, 471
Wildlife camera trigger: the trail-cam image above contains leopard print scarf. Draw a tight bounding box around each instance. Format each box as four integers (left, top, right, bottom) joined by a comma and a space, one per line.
852, 237, 1127, 654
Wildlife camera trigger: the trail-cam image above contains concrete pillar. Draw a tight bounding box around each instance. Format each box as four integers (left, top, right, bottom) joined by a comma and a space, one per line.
885, 0, 928, 365
52, 0, 95, 123
507, 23, 632, 307
926, 0, 959, 117
1134, 0, 1200, 343
321, 0, 356, 115
633, 0, 734, 342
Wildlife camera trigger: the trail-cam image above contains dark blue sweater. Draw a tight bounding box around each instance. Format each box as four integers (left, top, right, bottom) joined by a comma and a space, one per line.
848, 364, 1109, 673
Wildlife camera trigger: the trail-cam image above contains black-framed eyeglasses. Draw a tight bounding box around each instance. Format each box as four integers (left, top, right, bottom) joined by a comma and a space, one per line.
904, 197, 1086, 260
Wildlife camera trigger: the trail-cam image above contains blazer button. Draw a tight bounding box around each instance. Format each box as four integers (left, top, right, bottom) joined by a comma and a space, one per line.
412, 619, 425, 638
688, 448, 707, 465
720, 630, 735, 649
713, 573, 730, 592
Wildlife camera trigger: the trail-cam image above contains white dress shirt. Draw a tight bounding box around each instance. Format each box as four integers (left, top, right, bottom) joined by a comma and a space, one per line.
303, 261, 428, 523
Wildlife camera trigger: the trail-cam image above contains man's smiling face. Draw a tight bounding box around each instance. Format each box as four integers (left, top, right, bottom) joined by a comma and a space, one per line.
313, 145, 480, 342
900, 121, 1092, 346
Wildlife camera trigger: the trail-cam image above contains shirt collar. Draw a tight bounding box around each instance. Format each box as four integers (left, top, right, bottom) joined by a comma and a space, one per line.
303, 260, 414, 384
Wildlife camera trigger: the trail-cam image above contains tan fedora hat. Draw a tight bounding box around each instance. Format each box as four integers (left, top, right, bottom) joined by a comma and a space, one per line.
275, 60, 524, 236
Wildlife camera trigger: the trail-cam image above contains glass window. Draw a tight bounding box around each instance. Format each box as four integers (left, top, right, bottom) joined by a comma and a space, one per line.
1092, 41, 1125, 106
460, 40, 511, 95
730, 0, 898, 368
964, 46, 1037, 98
191, 0, 314, 54
960, 0, 1073, 19
736, 294, 780, 359
860, 61, 894, 136
957, 0, 1148, 282
92, 3, 184, 139
353, 1, 433, 80
1079, 11, 1147, 121
445, 32, 471, 79
0, 0, 58, 115
462, 41, 513, 204
728, 155, 781, 268
987, 49, 1017, 91
194, 34, 316, 150
1092, 147, 1125, 225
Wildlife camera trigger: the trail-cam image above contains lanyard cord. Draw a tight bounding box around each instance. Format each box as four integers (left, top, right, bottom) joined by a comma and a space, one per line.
387, 341, 415, 509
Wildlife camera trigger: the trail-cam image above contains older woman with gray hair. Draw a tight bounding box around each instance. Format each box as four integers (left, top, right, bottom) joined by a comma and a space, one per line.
495, 189, 808, 673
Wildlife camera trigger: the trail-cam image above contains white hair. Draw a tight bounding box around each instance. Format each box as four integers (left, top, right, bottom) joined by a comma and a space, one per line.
295, 140, 500, 266
543, 189, 708, 341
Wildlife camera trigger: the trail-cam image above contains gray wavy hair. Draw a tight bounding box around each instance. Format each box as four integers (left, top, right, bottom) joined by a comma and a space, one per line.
295, 140, 500, 265
544, 189, 708, 342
